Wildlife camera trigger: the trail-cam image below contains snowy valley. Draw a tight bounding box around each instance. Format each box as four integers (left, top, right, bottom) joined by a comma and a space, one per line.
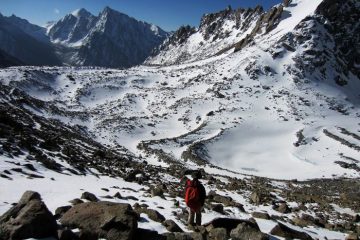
0, 0, 359, 239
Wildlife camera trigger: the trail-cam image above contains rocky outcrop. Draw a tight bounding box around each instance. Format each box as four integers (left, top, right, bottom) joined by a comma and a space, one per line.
234, 4, 284, 52
0, 191, 58, 240
270, 222, 314, 240
60, 201, 139, 240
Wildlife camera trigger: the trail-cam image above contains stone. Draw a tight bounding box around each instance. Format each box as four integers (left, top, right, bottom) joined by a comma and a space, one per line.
0, 191, 57, 240
230, 222, 269, 240
69, 198, 84, 205
345, 233, 359, 240
252, 211, 271, 220
134, 228, 166, 240
211, 204, 224, 214
163, 232, 203, 240
208, 227, 227, 240
58, 228, 79, 240
151, 186, 165, 198
250, 191, 268, 205
81, 191, 99, 202
55, 205, 72, 219
270, 222, 313, 240
136, 207, 166, 222
163, 219, 183, 232
276, 202, 291, 213
60, 201, 139, 240
204, 218, 260, 236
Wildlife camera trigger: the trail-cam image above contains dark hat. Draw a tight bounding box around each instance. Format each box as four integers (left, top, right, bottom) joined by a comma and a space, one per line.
191, 171, 202, 179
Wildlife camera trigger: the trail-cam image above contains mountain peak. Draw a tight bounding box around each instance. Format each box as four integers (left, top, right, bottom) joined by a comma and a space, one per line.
102, 6, 117, 14
71, 8, 92, 18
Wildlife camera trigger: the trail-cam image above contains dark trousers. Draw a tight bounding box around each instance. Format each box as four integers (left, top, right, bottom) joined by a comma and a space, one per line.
188, 208, 202, 226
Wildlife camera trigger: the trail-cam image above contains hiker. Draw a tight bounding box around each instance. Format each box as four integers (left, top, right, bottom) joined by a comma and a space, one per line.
185, 171, 206, 226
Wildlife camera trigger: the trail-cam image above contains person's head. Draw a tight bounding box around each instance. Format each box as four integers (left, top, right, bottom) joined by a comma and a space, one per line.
191, 171, 202, 180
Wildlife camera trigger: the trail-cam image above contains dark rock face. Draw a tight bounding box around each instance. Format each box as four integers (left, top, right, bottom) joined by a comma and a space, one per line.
0, 191, 58, 240
60, 201, 139, 240
270, 222, 314, 240
315, 0, 360, 79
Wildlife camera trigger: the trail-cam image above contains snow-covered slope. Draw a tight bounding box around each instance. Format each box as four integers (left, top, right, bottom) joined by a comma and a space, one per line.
0, 0, 359, 239
1, 0, 359, 179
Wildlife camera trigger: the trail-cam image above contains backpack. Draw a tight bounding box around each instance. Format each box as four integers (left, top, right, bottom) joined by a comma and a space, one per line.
185, 179, 201, 211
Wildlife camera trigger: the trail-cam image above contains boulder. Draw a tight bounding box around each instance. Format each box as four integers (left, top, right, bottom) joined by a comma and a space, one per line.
204, 218, 260, 235
135, 207, 165, 223
55, 205, 72, 219
134, 228, 166, 240
211, 204, 224, 214
151, 185, 165, 198
0, 191, 57, 240
250, 191, 269, 205
252, 211, 271, 220
81, 191, 99, 202
270, 222, 313, 240
208, 227, 227, 240
230, 222, 269, 240
346, 233, 359, 240
275, 202, 291, 213
163, 219, 183, 232
69, 198, 84, 205
163, 232, 204, 240
60, 201, 139, 240
58, 228, 79, 240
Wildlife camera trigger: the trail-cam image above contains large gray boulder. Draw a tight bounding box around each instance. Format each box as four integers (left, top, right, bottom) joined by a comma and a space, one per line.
0, 191, 57, 240
270, 222, 313, 240
230, 222, 269, 240
60, 201, 139, 240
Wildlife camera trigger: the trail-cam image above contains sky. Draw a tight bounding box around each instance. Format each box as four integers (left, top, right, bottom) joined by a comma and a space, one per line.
1, 0, 282, 31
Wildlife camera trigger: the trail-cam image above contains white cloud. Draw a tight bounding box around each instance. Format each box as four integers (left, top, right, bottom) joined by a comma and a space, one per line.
54, 8, 60, 14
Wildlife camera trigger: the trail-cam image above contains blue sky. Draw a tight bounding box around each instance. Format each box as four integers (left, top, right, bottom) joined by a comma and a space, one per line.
1, 0, 281, 31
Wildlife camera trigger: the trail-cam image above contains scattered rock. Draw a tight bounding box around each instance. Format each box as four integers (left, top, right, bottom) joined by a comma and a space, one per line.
135, 207, 166, 223
275, 202, 291, 213
208, 227, 228, 240
81, 191, 99, 202
0, 191, 57, 240
60, 201, 139, 240
69, 198, 84, 205
252, 211, 271, 220
230, 222, 269, 240
162, 219, 183, 232
270, 222, 313, 240
58, 228, 79, 240
55, 205, 72, 219
151, 185, 165, 198
211, 204, 224, 214
134, 228, 166, 240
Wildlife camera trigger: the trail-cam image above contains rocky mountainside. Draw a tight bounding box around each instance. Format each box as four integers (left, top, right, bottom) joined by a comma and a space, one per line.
0, 0, 359, 239
0, 14, 61, 66
0, 7, 168, 68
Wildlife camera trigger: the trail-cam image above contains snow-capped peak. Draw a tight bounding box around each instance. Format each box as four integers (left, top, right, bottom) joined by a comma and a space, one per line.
71, 8, 92, 18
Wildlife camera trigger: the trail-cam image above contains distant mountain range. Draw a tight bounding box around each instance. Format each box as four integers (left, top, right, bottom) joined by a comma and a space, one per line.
0, 7, 168, 68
